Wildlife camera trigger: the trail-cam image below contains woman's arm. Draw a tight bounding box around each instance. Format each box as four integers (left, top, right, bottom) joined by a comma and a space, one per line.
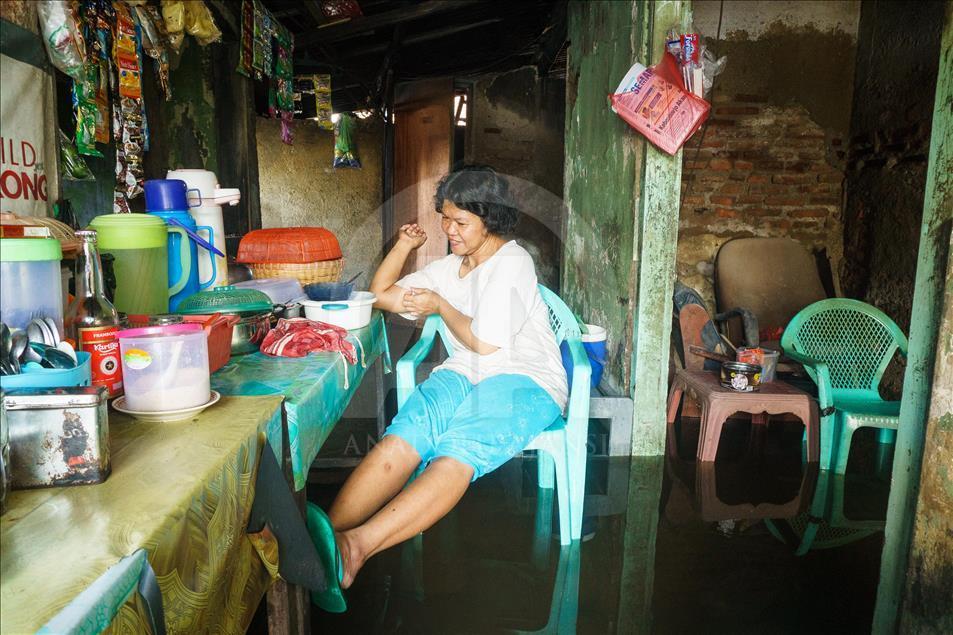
370, 224, 426, 313
402, 288, 500, 355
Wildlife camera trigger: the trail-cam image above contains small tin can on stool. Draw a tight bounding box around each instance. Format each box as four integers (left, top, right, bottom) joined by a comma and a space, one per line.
2, 386, 111, 489
720, 361, 762, 392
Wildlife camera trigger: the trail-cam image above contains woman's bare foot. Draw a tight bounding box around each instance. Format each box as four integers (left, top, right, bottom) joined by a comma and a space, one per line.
335, 531, 367, 589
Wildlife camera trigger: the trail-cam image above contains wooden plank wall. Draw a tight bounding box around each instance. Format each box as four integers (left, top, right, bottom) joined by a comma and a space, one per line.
393, 79, 452, 275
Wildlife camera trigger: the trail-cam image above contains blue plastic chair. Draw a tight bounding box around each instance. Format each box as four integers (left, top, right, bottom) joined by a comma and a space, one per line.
396, 284, 592, 544
781, 298, 908, 473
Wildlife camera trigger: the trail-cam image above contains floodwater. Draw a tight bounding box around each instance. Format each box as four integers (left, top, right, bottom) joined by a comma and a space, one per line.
269, 415, 891, 633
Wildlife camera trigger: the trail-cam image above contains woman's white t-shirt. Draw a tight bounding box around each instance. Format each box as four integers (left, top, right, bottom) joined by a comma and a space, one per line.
395, 240, 568, 410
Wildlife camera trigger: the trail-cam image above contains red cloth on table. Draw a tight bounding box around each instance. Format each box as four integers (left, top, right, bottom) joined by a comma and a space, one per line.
260, 318, 357, 363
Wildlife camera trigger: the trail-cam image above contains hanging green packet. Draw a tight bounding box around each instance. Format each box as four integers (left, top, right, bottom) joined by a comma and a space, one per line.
333, 113, 361, 169
72, 63, 103, 157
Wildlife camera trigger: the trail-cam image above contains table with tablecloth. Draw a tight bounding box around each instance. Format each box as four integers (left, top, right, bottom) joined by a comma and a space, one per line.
211, 311, 391, 491
0, 395, 284, 634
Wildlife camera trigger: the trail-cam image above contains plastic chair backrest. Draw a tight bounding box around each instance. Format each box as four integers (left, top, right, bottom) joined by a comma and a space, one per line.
781, 298, 908, 394
537, 284, 581, 346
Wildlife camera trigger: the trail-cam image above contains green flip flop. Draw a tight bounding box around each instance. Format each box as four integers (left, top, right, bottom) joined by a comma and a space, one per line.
306, 503, 347, 613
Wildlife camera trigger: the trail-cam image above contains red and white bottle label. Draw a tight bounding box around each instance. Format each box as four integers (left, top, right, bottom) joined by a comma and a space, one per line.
78, 326, 123, 397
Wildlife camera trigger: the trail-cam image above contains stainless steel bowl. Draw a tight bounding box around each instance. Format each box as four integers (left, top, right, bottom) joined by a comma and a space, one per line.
230, 311, 272, 355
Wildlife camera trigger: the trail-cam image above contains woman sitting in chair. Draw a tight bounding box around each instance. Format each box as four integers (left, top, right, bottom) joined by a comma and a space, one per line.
311, 165, 568, 611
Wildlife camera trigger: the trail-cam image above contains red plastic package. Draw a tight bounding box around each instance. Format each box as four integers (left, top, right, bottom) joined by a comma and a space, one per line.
610, 52, 710, 155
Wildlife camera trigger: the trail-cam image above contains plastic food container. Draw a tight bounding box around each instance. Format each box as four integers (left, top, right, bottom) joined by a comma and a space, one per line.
0, 352, 92, 391
117, 324, 210, 412
0, 238, 64, 334
302, 292, 376, 330
234, 277, 306, 305
737, 347, 780, 383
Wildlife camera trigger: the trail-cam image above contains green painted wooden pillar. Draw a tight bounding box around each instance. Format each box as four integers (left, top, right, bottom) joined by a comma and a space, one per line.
874, 4, 953, 633
629, 0, 692, 456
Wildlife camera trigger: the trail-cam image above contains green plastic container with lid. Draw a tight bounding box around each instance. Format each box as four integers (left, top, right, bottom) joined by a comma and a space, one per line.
89, 214, 188, 315
0, 237, 64, 333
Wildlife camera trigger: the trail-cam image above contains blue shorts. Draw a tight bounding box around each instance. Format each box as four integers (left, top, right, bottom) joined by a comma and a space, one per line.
383, 370, 562, 480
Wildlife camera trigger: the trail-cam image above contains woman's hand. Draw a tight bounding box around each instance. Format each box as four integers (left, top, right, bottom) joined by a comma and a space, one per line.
397, 223, 427, 250
402, 287, 442, 317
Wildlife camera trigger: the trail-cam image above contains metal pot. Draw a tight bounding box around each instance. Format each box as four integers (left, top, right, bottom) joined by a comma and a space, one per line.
231, 311, 272, 355
720, 361, 762, 392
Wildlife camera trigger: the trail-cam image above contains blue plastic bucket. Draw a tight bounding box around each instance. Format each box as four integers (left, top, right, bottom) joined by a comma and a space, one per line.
560, 324, 607, 391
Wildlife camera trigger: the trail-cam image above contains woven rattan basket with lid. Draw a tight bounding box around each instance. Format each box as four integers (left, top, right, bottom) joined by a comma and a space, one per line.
237, 227, 343, 284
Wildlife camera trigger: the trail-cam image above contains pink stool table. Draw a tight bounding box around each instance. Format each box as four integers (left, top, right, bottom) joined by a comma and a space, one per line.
666, 369, 820, 463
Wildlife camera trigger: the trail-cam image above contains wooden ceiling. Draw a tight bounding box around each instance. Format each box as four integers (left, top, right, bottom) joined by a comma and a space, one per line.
254, 0, 567, 113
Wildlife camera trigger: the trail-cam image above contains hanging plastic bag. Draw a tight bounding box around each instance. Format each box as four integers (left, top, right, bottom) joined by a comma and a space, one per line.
333, 113, 362, 169
160, 0, 185, 51
610, 52, 710, 156
184, 0, 222, 46
36, 0, 86, 80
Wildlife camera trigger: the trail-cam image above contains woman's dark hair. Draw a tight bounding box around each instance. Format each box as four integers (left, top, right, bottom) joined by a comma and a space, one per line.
434, 164, 520, 235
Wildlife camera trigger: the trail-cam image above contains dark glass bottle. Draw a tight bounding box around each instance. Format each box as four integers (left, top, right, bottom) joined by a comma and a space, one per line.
66, 230, 123, 397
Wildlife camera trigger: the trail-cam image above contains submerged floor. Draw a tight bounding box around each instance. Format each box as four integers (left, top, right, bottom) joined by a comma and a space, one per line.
252, 415, 891, 633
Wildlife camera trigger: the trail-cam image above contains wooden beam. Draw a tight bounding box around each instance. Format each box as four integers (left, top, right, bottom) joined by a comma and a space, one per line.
333, 18, 504, 60
301, 0, 324, 25
295, 0, 481, 48
206, 0, 240, 37
534, 0, 567, 76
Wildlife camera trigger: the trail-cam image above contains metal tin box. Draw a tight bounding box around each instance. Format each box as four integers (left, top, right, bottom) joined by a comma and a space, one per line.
2, 386, 111, 489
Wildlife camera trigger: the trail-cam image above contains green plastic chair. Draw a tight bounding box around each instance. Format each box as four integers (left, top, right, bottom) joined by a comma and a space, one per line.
781, 298, 908, 473
396, 284, 592, 544
764, 470, 883, 555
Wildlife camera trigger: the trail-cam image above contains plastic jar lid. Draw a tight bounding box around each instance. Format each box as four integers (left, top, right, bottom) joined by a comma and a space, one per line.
89, 214, 168, 249
117, 323, 204, 339
0, 238, 63, 262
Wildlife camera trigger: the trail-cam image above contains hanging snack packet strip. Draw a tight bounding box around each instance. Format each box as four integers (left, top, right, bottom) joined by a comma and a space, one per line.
610, 52, 710, 156
112, 1, 145, 211
135, 4, 172, 100
315, 74, 333, 130
237, 0, 254, 76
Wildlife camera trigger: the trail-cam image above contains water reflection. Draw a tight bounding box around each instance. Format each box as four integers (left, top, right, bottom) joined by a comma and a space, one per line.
299, 416, 890, 634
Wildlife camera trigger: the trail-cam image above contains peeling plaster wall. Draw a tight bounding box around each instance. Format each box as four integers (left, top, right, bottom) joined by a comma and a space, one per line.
677, 1, 859, 309
464, 67, 565, 289
255, 117, 384, 282
842, 0, 944, 346
0, 0, 38, 32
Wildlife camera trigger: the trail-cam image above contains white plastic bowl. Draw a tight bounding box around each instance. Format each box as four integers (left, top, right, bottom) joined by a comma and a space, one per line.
302, 292, 376, 330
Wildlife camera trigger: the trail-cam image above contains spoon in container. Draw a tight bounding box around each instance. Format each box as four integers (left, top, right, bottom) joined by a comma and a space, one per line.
0, 323, 11, 360
29, 342, 76, 369
57, 341, 78, 364
27, 320, 46, 345
44, 317, 61, 345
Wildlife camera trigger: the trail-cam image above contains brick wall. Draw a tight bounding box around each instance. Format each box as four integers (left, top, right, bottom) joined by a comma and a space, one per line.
676, 92, 846, 307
